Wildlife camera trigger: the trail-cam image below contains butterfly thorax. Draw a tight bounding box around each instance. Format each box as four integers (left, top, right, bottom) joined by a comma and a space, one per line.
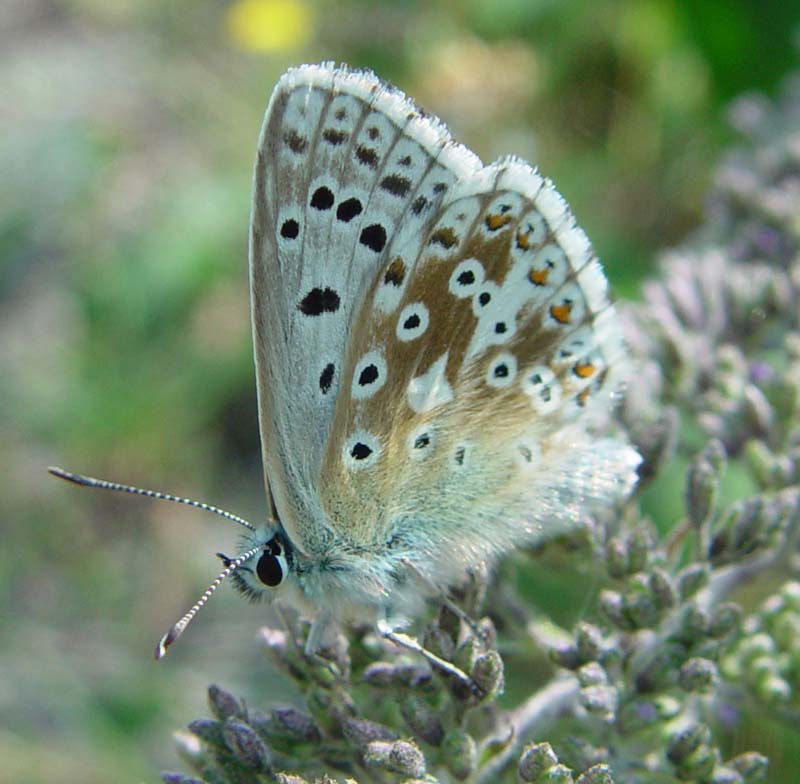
232, 516, 436, 622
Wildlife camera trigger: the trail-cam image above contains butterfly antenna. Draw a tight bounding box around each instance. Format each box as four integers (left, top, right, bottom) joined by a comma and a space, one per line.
48, 466, 257, 533
155, 544, 262, 659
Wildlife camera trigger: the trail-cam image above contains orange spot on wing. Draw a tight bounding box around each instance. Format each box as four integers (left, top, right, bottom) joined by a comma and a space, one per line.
516, 228, 533, 250
486, 213, 513, 231
574, 361, 595, 378
577, 387, 591, 406
550, 302, 572, 324
383, 257, 406, 286
429, 227, 458, 249
528, 267, 549, 286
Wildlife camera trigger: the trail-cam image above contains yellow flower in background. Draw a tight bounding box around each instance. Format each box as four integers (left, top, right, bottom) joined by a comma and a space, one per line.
227, 0, 313, 53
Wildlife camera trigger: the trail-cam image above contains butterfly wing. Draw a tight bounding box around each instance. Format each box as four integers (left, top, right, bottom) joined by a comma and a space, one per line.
319, 157, 640, 584
249, 63, 482, 556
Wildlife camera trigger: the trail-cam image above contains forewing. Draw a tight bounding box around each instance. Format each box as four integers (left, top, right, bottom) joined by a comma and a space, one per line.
320, 157, 638, 571
249, 63, 481, 553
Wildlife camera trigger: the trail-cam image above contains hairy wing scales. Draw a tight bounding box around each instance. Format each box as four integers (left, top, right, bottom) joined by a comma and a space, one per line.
250, 63, 481, 555
321, 158, 636, 560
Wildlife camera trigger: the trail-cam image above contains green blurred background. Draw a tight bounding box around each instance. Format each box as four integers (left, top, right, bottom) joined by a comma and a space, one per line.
2, 1, 798, 781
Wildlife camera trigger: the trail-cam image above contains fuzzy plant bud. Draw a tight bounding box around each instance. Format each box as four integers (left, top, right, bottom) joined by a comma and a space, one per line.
222, 720, 271, 774
471, 650, 505, 699
208, 684, 245, 722
361, 661, 397, 687
709, 602, 743, 638
519, 742, 559, 782
575, 623, 604, 662
666, 723, 712, 765
364, 739, 426, 777
599, 590, 629, 630
187, 718, 226, 749
274, 774, 310, 784
771, 607, 800, 649
578, 661, 607, 687
677, 563, 710, 600
441, 729, 477, 780
627, 529, 652, 572
580, 685, 618, 720
305, 688, 347, 737
623, 574, 660, 629
756, 674, 791, 703
399, 695, 445, 746
743, 385, 774, 435
266, 707, 321, 743
678, 657, 719, 693
551, 644, 582, 671
605, 539, 629, 579
686, 448, 722, 528
781, 581, 800, 610
730, 752, 769, 782
678, 604, 709, 642
709, 767, 744, 784
576, 764, 615, 784
342, 717, 397, 748
538, 764, 575, 783
648, 568, 677, 610
738, 633, 776, 665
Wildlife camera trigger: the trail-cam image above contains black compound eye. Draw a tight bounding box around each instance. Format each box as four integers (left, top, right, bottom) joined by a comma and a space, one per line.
256, 551, 284, 586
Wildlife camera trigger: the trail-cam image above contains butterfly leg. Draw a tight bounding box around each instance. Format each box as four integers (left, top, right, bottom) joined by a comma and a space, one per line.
400, 557, 491, 645
376, 618, 484, 698
304, 608, 337, 656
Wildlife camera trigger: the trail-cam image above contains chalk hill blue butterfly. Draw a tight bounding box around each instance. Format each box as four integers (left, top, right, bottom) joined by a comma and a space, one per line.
51, 62, 640, 657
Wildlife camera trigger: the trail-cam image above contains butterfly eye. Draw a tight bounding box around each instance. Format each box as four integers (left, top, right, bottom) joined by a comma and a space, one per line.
256, 541, 287, 587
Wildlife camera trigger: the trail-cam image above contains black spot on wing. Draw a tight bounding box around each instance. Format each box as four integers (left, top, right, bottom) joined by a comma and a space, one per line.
322, 128, 349, 145
356, 146, 379, 168
280, 219, 299, 239
298, 287, 340, 316
360, 224, 387, 253
336, 198, 363, 222
310, 187, 334, 210
283, 130, 307, 154
319, 363, 335, 394
380, 174, 412, 197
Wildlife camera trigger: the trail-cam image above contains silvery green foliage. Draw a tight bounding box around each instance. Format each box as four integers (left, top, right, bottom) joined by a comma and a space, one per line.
164, 75, 800, 784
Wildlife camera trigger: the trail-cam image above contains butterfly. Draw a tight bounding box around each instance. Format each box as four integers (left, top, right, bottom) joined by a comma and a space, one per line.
51, 62, 640, 658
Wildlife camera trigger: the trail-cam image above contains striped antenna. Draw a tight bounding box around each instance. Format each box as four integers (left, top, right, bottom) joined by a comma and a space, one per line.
48, 466, 257, 533
155, 544, 262, 659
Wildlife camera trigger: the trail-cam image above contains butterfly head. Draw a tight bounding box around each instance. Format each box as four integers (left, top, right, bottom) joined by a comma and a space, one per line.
225, 525, 293, 602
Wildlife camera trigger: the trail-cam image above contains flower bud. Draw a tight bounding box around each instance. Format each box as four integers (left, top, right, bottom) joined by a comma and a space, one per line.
342, 717, 397, 748
538, 764, 575, 783
666, 724, 712, 764
576, 764, 614, 784
275, 774, 310, 784
442, 729, 477, 780
399, 695, 445, 746
575, 623, 604, 663
677, 564, 710, 600
364, 739, 426, 777
187, 718, 225, 748
471, 650, 505, 699
208, 684, 245, 722
519, 742, 559, 782
605, 539, 629, 579
678, 657, 718, 693
730, 751, 769, 782
222, 719, 271, 774
649, 568, 677, 610
709, 603, 743, 638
